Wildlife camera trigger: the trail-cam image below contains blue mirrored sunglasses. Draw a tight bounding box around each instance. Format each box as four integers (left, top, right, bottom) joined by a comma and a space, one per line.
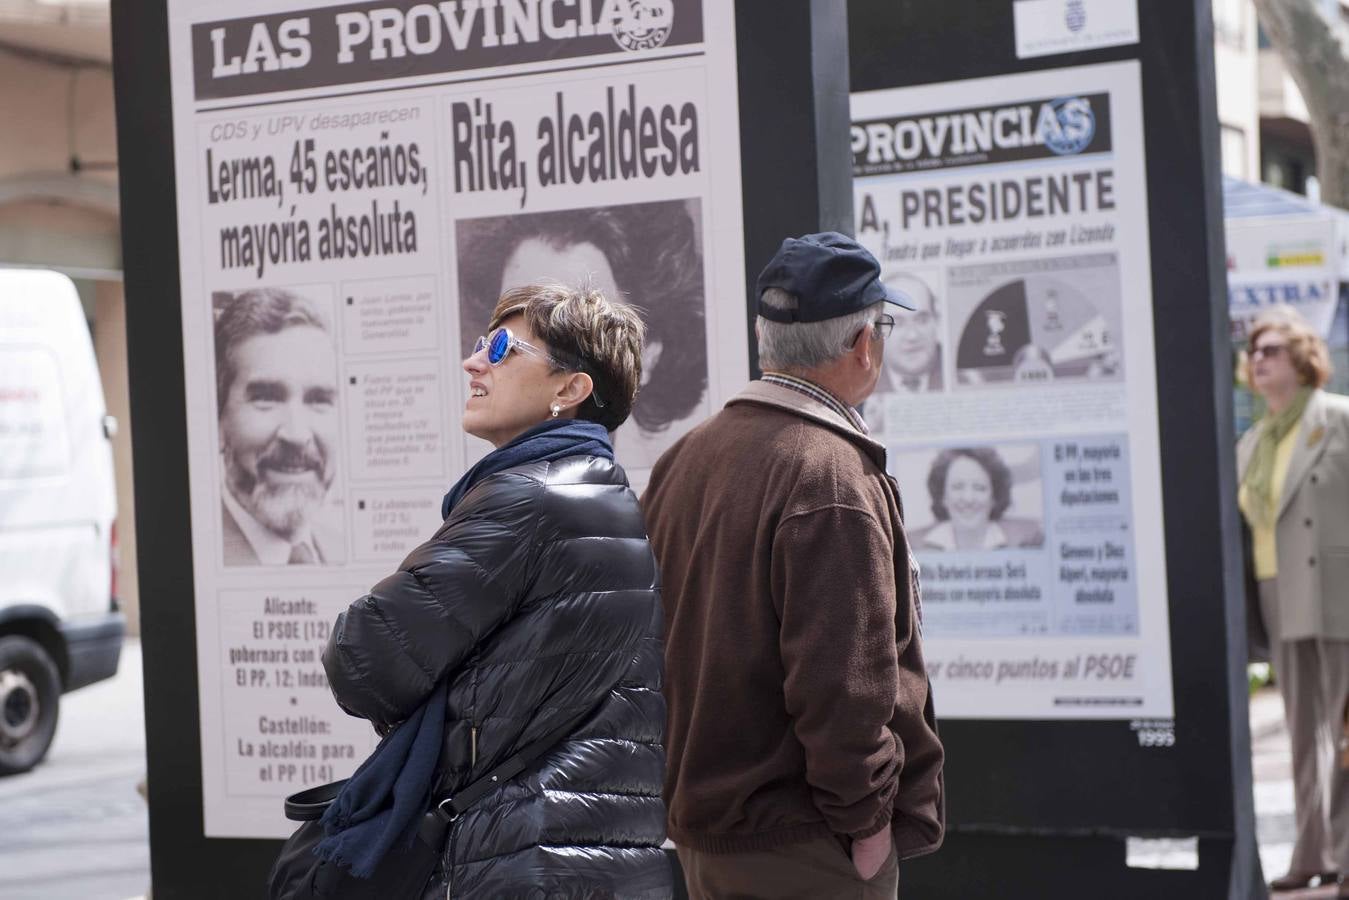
473, 326, 562, 367
471, 327, 606, 407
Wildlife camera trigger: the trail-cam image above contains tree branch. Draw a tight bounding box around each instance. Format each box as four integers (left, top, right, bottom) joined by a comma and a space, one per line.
1252, 0, 1349, 206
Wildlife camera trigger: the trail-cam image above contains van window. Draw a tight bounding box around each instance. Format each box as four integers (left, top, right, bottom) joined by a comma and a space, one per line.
0, 345, 71, 480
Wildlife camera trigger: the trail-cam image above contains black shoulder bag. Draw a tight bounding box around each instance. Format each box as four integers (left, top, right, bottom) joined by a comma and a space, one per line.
268, 716, 577, 900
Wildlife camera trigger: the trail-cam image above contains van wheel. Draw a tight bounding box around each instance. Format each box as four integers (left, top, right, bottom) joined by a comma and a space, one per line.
0, 636, 61, 775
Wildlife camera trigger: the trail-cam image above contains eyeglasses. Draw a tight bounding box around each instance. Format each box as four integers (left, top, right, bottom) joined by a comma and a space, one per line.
872, 314, 895, 340
471, 326, 606, 407
1249, 343, 1286, 361
848, 314, 895, 349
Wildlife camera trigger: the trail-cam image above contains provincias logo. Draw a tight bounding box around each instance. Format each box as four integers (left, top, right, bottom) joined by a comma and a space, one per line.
851, 92, 1110, 176
206, 1, 680, 82
191, 0, 701, 101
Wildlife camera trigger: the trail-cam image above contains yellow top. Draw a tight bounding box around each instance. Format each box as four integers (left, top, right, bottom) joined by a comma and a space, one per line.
1239, 424, 1301, 580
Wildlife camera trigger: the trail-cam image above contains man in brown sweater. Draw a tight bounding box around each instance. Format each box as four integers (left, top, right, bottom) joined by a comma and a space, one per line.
642, 232, 944, 898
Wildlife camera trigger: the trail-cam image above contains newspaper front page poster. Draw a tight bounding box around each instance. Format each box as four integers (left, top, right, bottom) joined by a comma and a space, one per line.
166, 0, 747, 837
851, 62, 1176, 720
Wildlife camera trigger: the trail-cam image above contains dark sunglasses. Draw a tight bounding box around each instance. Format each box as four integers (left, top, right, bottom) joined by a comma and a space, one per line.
1249, 344, 1286, 361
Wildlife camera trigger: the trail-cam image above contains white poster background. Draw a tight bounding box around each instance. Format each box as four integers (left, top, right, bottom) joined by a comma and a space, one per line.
167, 0, 746, 837
851, 61, 1174, 720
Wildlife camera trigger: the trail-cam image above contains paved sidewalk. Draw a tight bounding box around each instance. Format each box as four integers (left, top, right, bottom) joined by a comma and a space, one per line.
0, 640, 150, 900
1253, 685, 1341, 899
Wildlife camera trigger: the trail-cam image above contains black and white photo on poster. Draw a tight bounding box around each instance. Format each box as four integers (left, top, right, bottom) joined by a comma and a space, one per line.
948, 252, 1122, 388
861, 267, 944, 431
889, 435, 1138, 642
895, 442, 1045, 554
212, 285, 345, 568
891, 440, 1054, 641
455, 198, 709, 470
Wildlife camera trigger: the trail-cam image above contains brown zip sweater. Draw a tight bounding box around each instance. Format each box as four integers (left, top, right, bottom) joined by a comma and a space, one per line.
642, 379, 944, 857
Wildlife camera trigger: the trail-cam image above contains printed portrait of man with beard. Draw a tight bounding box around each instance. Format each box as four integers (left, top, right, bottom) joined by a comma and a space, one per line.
213, 288, 343, 567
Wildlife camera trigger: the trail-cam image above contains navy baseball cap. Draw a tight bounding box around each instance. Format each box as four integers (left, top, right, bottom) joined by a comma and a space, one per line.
756, 232, 917, 323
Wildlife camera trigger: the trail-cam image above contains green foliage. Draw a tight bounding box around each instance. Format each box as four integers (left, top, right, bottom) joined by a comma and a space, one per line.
1248, 662, 1272, 694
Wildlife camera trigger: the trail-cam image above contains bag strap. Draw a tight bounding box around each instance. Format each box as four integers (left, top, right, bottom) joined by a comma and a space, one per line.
285, 779, 346, 821
436, 713, 580, 819
284, 710, 584, 825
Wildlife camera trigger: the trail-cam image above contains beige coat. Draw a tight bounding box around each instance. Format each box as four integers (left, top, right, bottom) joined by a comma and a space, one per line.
1237, 389, 1349, 641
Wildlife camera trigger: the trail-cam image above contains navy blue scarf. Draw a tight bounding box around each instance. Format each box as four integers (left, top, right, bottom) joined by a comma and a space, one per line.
315, 417, 612, 879
440, 418, 613, 519
314, 681, 447, 878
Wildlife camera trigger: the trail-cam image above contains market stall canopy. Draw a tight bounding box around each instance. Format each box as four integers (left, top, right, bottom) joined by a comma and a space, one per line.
1224, 175, 1323, 219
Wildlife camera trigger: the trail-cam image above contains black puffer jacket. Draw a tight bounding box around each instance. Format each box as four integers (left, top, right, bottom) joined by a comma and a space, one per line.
323, 455, 669, 899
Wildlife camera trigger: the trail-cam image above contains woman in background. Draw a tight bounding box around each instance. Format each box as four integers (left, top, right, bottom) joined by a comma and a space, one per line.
1238, 305, 1349, 897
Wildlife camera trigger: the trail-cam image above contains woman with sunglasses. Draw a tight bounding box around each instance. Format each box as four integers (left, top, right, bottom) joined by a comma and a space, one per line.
1238, 305, 1349, 897
321, 282, 669, 898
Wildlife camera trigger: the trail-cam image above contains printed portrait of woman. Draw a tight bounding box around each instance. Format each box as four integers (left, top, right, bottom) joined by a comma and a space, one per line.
909, 446, 1045, 552
456, 200, 709, 471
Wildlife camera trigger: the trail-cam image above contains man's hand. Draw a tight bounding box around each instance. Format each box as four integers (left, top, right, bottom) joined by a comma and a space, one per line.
850, 828, 893, 880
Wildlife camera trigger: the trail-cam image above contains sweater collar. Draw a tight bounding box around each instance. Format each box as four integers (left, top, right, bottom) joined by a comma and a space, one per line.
727, 379, 888, 469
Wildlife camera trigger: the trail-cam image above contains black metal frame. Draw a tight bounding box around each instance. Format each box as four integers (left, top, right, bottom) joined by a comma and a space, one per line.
735, 0, 854, 378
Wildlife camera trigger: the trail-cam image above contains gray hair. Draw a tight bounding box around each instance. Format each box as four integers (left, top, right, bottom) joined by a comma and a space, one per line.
214, 288, 329, 417
756, 288, 882, 371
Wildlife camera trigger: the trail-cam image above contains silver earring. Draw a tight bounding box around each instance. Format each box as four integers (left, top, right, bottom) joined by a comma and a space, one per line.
551, 403, 561, 418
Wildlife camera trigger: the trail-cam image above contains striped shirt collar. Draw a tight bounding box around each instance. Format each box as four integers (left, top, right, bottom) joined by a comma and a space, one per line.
760, 372, 869, 435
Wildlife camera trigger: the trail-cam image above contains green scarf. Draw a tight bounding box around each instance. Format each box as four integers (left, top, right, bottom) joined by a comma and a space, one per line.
1242, 386, 1312, 529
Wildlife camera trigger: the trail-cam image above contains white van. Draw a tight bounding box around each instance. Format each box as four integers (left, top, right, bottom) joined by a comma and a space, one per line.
0, 268, 124, 774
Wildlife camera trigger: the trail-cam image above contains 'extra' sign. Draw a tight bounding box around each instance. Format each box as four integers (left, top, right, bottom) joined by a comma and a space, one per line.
1228, 279, 1340, 342
1229, 280, 1334, 310
851, 93, 1112, 176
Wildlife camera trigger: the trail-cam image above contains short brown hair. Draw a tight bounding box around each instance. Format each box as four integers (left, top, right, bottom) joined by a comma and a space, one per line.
488, 281, 645, 431
1244, 305, 1332, 389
